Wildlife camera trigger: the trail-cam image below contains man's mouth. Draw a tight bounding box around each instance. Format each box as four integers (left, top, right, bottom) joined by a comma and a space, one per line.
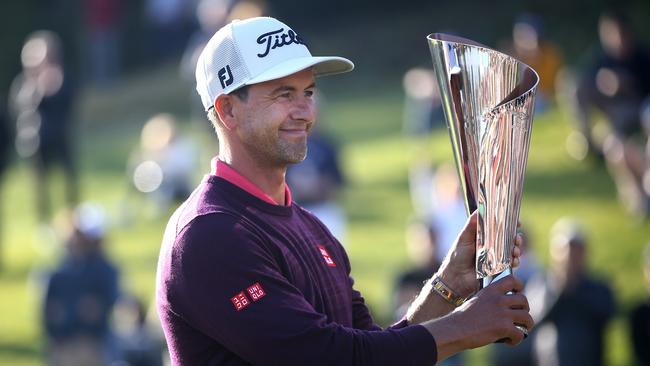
279, 126, 310, 137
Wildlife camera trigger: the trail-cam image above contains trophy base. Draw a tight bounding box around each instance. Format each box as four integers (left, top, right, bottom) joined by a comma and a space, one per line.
482, 268, 529, 341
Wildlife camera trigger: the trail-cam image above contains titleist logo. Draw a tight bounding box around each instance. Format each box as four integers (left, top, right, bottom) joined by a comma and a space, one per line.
256, 28, 305, 58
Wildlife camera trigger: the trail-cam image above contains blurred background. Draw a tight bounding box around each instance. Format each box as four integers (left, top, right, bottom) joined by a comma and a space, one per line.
1, 0, 650, 365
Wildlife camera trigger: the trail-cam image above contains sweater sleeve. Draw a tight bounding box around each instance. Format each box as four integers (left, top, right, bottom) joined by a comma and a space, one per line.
166, 213, 437, 366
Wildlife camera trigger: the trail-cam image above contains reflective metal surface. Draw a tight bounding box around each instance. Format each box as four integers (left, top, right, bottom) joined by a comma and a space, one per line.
428, 33, 538, 280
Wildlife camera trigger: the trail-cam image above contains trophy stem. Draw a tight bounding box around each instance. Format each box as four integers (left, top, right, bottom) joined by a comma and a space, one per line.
481, 267, 513, 288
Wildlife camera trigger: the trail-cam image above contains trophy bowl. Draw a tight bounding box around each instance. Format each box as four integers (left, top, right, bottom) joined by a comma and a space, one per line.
427, 33, 539, 287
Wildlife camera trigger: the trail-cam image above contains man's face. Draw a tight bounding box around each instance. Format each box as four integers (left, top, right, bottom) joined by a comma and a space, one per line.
231, 69, 317, 167
552, 238, 586, 279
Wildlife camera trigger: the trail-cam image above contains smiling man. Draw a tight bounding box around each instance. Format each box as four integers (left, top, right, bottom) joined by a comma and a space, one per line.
156, 16, 533, 366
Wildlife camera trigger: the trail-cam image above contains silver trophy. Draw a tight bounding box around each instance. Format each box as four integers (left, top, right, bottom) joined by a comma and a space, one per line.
427, 34, 538, 292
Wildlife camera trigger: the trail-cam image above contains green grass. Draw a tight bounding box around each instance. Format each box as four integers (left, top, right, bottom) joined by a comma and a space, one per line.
1, 64, 649, 365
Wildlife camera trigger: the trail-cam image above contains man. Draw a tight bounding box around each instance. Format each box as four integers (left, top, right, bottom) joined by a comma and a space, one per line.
43, 203, 119, 366
156, 16, 533, 365
526, 218, 615, 366
9, 30, 78, 222
570, 13, 650, 216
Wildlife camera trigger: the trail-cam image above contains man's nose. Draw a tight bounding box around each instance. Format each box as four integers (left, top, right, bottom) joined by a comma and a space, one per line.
290, 97, 316, 122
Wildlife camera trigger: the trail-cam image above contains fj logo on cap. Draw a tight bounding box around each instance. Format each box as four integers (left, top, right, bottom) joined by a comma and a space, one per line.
256, 28, 305, 58
218, 65, 233, 89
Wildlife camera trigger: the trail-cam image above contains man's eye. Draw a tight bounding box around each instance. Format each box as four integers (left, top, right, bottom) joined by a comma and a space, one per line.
304, 90, 314, 98
278, 92, 292, 99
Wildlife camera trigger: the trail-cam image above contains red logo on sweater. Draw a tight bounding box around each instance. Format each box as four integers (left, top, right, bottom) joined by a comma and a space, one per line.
231, 291, 250, 311
247, 282, 266, 301
318, 245, 336, 267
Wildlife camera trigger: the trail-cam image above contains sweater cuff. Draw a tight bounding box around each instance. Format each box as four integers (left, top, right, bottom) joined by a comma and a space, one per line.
392, 324, 437, 365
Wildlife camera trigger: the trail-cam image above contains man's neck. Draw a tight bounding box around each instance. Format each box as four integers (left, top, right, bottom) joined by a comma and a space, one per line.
218, 153, 287, 205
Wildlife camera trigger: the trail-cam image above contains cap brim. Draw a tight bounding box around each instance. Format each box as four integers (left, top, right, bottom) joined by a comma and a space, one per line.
244, 56, 354, 86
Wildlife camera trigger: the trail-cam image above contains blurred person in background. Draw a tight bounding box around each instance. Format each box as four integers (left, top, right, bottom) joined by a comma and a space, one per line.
42, 203, 120, 366
401, 67, 444, 138
409, 162, 467, 264
112, 294, 164, 366
125, 113, 198, 219
629, 243, 650, 366
391, 217, 465, 366
0, 97, 12, 268
9, 30, 78, 223
180, 0, 234, 121
286, 124, 346, 241
144, 0, 193, 62
0, 98, 11, 185
180, 0, 266, 125
490, 226, 540, 366
505, 13, 563, 114
144, 300, 171, 366
568, 12, 650, 217
392, 217, 441, 322
526, 218, 615, 366
82, 0, 124, 86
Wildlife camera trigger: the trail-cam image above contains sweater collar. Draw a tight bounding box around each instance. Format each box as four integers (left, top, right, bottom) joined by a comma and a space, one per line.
211, 157, 292, 206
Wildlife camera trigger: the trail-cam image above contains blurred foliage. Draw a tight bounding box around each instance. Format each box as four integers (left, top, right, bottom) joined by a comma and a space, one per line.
2, 0, 650, 98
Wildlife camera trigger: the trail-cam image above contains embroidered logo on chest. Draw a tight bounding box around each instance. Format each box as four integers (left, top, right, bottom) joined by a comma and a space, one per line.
246, 282, 266, 301
230, 291, 250, 311
318, 245, 337, 267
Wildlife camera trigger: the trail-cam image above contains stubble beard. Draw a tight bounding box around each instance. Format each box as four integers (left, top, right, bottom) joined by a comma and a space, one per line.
277, 137, 308, 165
243, 126, 308, 167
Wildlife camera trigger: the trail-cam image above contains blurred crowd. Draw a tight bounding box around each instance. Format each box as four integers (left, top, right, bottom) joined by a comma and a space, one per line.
0, 0, 649, 365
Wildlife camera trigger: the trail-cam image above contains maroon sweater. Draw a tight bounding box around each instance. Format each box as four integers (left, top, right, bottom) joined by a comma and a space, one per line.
156, 175, 437, 365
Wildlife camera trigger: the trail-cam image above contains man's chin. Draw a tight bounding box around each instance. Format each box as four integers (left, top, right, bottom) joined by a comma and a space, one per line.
279, 144, 308, 165
285, 153, 307, 165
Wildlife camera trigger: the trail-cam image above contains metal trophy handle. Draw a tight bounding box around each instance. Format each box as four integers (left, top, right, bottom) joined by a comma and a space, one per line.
428, 33, 539, 339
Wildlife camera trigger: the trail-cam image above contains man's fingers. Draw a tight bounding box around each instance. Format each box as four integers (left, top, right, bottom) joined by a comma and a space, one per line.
502, 310, 534, 346
465, 211, 478, 230
511, 257, 521, 268
458, 211, 478, 243
492, 275, 524, 294
502, 293, 530, 312
509, 308, 534, 333
503, 327, 526, 346
515, 233, 523, 247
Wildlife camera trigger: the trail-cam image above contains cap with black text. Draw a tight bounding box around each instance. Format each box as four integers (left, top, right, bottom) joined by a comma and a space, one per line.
196, 16, 354, 111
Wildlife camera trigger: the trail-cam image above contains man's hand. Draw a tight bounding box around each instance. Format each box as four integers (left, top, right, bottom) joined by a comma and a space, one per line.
424, 276, 533, 362
405, 211, 525, 325
436, 211, 524, 299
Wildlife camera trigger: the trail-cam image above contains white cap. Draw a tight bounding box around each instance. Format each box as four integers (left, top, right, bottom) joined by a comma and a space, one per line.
73, 202, 107, 240
196, 16, 354, 111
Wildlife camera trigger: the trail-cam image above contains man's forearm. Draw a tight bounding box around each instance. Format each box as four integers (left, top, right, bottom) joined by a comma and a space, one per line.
405, 278, 457, 325
419, 312, 470, 362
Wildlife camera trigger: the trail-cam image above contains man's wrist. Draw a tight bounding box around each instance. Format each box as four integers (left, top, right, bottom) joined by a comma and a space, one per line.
436, 267, 476, 299
430, 276, 466, 307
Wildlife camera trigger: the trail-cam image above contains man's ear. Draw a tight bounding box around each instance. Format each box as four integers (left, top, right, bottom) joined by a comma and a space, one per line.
214, 94, 237, 130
